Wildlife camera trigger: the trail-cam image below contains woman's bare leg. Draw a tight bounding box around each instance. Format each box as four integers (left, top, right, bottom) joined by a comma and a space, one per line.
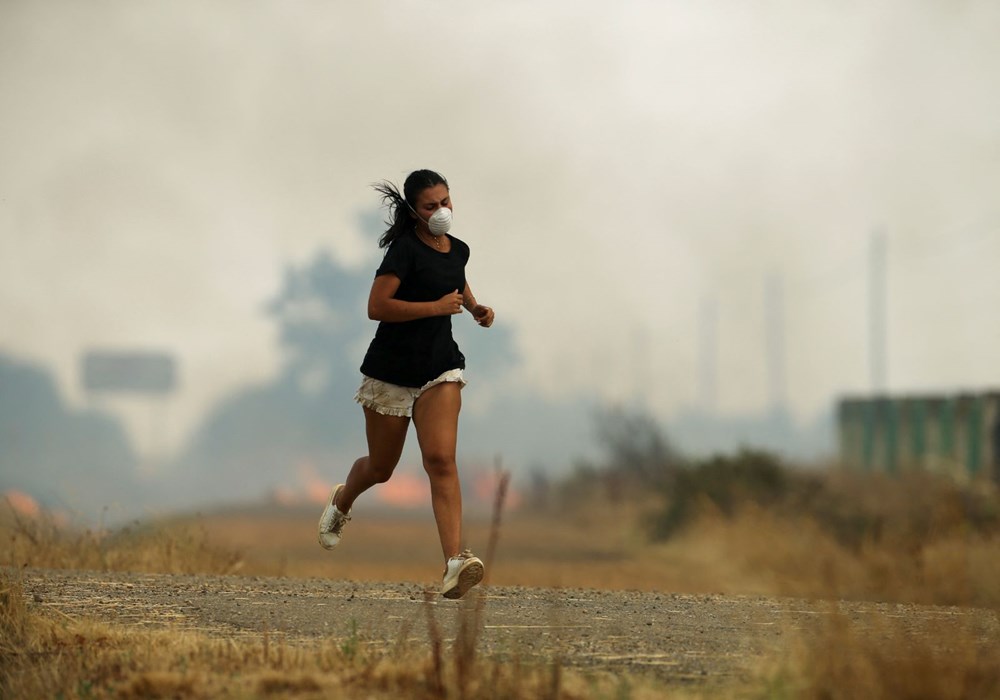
336, 407, 410, 512
412, 382, 463, 561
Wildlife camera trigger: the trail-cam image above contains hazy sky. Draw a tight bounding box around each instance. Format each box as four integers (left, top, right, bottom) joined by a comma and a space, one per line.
2, 1, 998, 454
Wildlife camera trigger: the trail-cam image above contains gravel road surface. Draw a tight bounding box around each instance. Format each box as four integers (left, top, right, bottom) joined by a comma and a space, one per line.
20, 568, 999, 687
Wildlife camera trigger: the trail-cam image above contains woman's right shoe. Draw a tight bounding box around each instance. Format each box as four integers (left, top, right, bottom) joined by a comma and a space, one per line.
317, 484, 351, 550
441, 549, 484, 599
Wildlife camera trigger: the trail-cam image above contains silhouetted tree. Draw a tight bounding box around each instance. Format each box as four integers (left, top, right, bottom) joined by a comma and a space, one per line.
0, 353, 137, 512
595, 406, 682, 491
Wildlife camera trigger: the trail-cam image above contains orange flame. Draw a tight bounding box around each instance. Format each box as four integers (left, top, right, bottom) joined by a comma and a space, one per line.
298, 462, 334, 504
473, 471, 522, 510
292, 460, 428, 508
377, 472, 431, 508
3, 489, 41, 518
281, 460, 517, 510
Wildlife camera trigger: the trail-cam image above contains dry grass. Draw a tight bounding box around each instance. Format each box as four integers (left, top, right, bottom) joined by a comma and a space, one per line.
3, 506, 244, 576
652, 504, 1000, 609
758, 605, 1000, 699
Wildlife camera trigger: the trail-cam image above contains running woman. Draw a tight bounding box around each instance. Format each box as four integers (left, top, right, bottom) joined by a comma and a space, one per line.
318, 169, 495, 599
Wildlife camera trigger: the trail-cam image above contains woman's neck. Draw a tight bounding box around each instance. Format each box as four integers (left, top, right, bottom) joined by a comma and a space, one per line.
416, 228, 447, 250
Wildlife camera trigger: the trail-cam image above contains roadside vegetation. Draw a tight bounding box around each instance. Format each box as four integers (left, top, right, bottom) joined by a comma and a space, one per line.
557, 408, 1000, 610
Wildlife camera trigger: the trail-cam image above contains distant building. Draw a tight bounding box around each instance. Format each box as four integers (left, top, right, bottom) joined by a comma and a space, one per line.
837, 392, 1000, 483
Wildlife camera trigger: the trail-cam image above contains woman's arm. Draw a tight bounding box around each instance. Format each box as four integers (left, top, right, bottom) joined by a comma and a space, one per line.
368, 274, 464, 322
462, 282, 495, 328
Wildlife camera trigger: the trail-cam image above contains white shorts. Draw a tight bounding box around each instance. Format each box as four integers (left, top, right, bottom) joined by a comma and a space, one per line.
353, 368, 466, 418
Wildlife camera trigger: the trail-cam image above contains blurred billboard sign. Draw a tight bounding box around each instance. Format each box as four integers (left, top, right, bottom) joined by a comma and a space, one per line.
81, 350, 177, 395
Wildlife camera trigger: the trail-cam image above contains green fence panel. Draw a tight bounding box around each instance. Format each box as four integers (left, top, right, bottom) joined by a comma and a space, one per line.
968, 396, 983, 476
941, 399, 955, 459
885, 400, 898, 475
863, 401, 876, 472
911, 399, 926, 467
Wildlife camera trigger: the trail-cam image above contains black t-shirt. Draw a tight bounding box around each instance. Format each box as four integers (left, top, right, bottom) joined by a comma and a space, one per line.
359, 233, 469, 387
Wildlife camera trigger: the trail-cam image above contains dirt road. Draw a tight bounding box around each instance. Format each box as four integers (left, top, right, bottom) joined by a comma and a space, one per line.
20, 568, 999, 687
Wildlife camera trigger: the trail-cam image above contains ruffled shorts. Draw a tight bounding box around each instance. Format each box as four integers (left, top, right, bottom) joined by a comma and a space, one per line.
353, 368, 466, 418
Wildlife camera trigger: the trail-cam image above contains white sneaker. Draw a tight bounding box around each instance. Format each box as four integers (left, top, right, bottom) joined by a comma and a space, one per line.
441, 549, 484, 599
317, 484, 351, 550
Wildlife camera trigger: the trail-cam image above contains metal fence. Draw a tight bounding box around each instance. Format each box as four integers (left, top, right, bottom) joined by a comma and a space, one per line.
837, 392, 1000, 482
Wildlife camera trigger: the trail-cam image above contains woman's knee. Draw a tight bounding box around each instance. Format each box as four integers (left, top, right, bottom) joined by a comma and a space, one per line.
362, 457, 397, 484
422, 451, 456, 478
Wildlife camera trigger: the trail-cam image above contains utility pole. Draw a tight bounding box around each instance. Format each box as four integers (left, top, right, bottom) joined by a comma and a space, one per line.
699, 294, 718, 413
869, 229, 888, 393
765, 271, 786, 412
631, 324, 650, 410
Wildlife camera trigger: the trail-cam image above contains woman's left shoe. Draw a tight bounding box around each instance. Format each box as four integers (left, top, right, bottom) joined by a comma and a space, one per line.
441, 549, 484, 599
317, 484, 351, 550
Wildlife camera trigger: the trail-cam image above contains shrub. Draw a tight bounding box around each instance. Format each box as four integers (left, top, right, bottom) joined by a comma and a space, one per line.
647, 450, 1000, 549
649, 448, 789, 539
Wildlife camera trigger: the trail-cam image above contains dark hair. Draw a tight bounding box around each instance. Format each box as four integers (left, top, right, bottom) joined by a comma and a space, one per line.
372, 169, 449, 248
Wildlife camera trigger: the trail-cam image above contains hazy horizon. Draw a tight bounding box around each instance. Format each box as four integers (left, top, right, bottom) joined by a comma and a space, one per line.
3, 1, 998, 458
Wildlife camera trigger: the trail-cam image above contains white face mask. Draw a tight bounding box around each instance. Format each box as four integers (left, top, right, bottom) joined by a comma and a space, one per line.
410, 202, 453, 237
426, 207, 452, 236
